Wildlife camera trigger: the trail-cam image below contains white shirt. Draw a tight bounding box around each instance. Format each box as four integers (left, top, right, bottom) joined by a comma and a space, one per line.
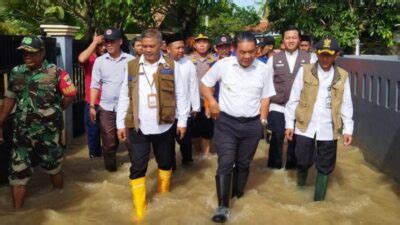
285, 65, 354, 140
175, 57, 200, 113
266, 50, 317, 113
201, 56, 276, 118
116, 55, 189, 135
91, 53, 134, 111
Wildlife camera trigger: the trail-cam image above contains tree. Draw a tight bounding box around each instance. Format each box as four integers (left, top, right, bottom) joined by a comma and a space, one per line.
266, 0, 400, 54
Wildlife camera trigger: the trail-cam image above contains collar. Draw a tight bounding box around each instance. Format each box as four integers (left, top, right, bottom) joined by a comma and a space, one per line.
24, 60, 51, 73
139, 54, 166, 66
317, 63, 334, 74
285, 49, 298, 57
104, 52, 127, 61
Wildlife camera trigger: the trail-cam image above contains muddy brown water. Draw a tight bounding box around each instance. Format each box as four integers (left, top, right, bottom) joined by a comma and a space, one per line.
0, 136, 399, 225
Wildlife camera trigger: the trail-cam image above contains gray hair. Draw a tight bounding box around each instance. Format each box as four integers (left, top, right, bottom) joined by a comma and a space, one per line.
141, 29, 163, 43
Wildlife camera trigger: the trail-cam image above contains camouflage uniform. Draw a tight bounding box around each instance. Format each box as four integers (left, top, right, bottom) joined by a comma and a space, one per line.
5, 60, 76, 186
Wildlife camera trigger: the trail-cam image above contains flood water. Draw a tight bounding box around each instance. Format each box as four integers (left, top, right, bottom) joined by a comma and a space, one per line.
0, 136, 399, 225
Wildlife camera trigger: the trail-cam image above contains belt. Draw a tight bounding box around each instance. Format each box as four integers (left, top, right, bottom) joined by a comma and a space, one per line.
220, 112, 259, 123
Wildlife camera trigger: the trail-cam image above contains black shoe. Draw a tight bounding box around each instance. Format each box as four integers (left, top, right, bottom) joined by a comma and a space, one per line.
212, 206, 230, 223
103, 152, 117, 172
212, 174, 232, 223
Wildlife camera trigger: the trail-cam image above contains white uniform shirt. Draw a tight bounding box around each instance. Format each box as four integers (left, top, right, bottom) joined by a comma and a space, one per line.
201, 56, 276, 118
175, 57, 200, 113
266, 50, 317, 113
116, 55, 189, 135
285, 64, 354, 140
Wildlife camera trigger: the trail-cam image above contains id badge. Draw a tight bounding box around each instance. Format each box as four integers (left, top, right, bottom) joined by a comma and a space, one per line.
326, 96, 332, 109
148, 93, 158, 108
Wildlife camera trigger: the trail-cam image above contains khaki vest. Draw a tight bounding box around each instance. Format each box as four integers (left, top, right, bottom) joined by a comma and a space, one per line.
125, 57, 176, 130
295, 63, 349, 139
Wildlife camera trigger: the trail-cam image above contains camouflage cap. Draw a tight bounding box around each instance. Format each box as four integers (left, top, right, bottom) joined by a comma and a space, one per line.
17, 36, 45, 52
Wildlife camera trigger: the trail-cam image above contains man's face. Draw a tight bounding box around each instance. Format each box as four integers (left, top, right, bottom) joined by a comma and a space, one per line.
193, 39, 210, 55
23, 50, 44, 69
235, 41, 257, 68
317, 52, 338, 70
215, 44, 231, 59
96, 43, 106, 56
167, 41, 185, 61
133, 41, 143, 56
142, 37, 162, 62
104, 38, 122, 55
283, 30, 300, 52
299, 41, 311, 52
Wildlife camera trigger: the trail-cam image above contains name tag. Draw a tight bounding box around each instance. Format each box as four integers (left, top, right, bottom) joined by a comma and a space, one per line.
148, 93, 157, 108
275, 63, 285, 67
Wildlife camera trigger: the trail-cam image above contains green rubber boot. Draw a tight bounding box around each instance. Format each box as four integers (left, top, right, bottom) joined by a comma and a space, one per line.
297, 169, 308, 187
314, 172, 329, 201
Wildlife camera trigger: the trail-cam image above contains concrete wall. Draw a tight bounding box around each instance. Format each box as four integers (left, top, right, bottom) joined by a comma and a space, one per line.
337, 56, 400, 183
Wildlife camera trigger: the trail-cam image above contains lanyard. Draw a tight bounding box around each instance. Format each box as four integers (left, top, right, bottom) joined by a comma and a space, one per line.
140, 63, 156, 93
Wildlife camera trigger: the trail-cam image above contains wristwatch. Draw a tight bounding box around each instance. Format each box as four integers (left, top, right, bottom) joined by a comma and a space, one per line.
261, 119, 268, 126
89, 105, 95, 109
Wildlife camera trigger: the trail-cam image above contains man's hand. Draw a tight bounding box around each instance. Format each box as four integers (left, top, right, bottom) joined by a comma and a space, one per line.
176, 127, 186, 140
204, 107, 211, 118
89, 107, 97, 123
117, 129, 127, 141
343, 134, 352, 146
209, 100, 220, 120
285, 128, 294, 141
93, 34, 104, 45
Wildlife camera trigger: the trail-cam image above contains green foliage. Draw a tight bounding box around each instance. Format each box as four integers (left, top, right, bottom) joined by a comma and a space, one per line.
267, 0, 400, 54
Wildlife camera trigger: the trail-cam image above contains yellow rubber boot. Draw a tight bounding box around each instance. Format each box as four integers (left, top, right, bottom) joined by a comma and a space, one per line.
130, 177, 146, 220
157, 169, 172, 193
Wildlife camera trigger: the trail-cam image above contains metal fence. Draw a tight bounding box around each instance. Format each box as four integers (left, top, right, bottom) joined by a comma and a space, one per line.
337, 56, 400, 183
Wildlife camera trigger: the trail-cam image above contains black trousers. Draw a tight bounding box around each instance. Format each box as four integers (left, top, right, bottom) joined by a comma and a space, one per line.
267, 111, 297, 168
172, 118, 193, 165
295, 134, 337, 175
213, 112, 263, 176
128, 126, 175, 179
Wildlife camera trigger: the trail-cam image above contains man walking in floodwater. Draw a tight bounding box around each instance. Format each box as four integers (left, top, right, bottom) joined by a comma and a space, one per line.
201, 31, 275, 223
285, 37, 354, 201
0, 36, 77, 209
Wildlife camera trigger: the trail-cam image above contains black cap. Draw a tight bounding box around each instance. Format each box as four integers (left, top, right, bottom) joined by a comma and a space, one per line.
215, 35, 232, 46
315, 37, 340, 55
257, 36, 275, 47
17, 36, 45, 52
104, 28, 122, 40
164, 33, 184, 45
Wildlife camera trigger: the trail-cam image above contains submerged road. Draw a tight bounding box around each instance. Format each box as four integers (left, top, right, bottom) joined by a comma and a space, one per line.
0, 136, 399, 225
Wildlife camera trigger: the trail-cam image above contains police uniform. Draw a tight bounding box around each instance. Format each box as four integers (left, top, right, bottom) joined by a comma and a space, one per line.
202, 54, 276, 222
188, 34, 217, 141
285, 38, 354, 201
4, 36, 77, 186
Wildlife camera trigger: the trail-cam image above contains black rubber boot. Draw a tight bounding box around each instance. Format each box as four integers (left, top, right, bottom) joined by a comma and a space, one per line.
212, 174, 232, 223
314, 172, 329, 201
103, 151, 117, 172
232, 169, 249, 199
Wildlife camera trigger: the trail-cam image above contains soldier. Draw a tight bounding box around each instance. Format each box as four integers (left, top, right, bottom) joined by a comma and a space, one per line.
90, 28, 134, 171
78, 33, 106, 158
265, 26, 314, 170
189, 33, 217, 157
0, 36, 77, 209
285, 37, 353, 201
116, 29, 189, 220
201, 31, 275, 223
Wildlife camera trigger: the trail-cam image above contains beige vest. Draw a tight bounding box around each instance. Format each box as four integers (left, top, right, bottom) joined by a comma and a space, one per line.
125, 57, 176, 130
295, 63, 349, 139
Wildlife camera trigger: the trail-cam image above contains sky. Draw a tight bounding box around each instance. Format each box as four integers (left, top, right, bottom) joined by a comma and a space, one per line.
233, 0, 263, 11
